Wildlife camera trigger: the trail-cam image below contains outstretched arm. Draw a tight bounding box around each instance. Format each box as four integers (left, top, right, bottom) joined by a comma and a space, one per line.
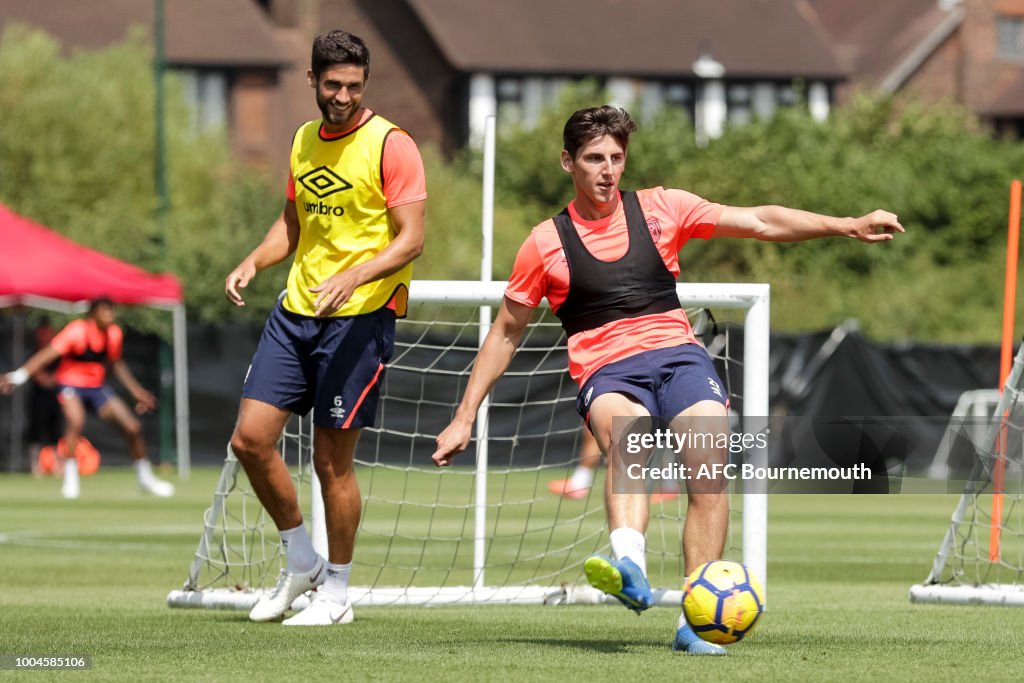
309, 199, 426, 317
712, 206, 903, 243
225, 200, 301, 307
111, 359, 157, 414
432, 297, 534, 467
0, 345, 62, 394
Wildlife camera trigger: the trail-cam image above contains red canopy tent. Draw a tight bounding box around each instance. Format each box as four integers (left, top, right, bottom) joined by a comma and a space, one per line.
0, 202, 182, 305
0, 202, 190, 474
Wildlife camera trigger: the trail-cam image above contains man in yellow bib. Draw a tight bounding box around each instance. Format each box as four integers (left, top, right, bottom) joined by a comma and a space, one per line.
224, 30, 426, 626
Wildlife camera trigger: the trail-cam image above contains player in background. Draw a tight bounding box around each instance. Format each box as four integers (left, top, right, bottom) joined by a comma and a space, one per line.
26, 316, 63, 475
548, 428, 678, 501
547, 428, 601, 498
1, 298, 172, 499
224, 29, 426, 626
432, 105, 901, 654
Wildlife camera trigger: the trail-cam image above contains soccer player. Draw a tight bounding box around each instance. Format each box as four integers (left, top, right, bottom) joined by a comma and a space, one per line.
548, 427, 680, 501
432, 105, 902, 654
547, 427, 601, 499
224, 30, 426, 626
0, 298, 173, 499
25, 317, 62, 476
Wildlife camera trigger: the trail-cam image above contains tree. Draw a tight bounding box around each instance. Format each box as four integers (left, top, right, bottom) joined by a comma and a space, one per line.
0, 25, 285, 332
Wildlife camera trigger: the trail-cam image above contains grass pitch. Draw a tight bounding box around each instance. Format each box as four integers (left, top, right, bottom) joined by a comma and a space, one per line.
2, 467, 1023, 682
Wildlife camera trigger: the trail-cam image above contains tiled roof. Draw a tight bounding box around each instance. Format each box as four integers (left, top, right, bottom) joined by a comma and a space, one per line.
404, 0, 845, 78
807, 0, 959, 88
0, 0, 290, 67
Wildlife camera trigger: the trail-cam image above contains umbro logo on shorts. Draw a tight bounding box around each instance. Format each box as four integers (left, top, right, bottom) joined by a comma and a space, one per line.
330, 396, 346, 420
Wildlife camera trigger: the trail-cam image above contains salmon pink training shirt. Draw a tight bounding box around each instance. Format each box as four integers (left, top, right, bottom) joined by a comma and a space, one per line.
505, 187, 724, 386
50, 319, 123, 388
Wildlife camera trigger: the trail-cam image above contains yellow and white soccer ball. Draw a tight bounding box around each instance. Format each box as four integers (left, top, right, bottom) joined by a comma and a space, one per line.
682, 560, 764, 645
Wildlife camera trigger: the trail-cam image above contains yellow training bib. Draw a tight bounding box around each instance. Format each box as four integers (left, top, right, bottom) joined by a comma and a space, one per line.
284, 113, 411, 317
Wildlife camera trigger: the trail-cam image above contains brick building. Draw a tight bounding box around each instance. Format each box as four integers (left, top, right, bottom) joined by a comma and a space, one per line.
810, 0, 1024, 135
0, 0, 297, 169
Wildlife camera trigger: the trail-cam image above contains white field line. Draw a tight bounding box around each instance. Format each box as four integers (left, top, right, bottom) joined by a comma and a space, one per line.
0, 525, 198, 551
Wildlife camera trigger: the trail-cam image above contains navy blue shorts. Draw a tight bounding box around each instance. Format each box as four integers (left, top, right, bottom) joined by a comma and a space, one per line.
575, 344, 727, 422
58, 384, 115, 414
242, 302, 395, 429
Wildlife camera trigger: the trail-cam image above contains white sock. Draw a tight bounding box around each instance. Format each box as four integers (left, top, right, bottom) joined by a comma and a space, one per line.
568, 465, 595, 489
318, 562, 351, 603
610, 527, 647, 575
134, 459, 154, 483
63, 458, 80, 487
279, 523, 318, 573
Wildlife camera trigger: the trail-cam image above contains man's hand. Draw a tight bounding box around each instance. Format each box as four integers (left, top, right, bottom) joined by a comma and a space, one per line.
309, 270, 361, 317
850, 210, 904, 242
132, 388, 158, 415
1, 368, 29, 395
432, 419, 474, 467
225, 259, 257, 307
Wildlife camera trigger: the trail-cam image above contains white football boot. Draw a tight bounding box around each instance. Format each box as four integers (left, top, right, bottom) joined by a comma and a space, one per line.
282, 591, 353, 626
248, 556, 326, 622
139, 476, 175, 498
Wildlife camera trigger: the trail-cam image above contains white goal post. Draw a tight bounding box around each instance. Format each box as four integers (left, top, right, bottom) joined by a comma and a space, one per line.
167, 279, 769, 610
909, 343, 1024, 606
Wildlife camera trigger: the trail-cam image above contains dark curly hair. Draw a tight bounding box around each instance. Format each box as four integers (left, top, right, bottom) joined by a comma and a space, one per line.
311, 30, 370, 80
562, 106, 637, 159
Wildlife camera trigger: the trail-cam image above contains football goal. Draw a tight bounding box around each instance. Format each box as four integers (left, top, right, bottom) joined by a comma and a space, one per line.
166, 279, 770, 610
909, 344, 1024, 606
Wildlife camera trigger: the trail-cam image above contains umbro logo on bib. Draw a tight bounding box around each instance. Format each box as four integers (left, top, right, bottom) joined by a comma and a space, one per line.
298, 166, 353, 198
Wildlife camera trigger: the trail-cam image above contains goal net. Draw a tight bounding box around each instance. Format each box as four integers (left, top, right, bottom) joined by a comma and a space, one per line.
167, 280, 769, 610
909, 343, 1024, 606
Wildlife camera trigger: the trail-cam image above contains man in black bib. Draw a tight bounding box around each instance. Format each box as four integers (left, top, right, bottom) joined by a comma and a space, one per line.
432, 105, 902, 654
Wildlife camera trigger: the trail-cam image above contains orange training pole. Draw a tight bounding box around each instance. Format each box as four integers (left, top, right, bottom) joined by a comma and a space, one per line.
991, 179, 1022, 562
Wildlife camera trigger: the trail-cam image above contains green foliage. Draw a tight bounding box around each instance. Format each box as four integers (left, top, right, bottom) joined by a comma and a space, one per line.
0, 25, 162, 266
0, 25, 283, 334
414, 146, 487, 280
493, 80, 605, 214
676, 94, 1024, 341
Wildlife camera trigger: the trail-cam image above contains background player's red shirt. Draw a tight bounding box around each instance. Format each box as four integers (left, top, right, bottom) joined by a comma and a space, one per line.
505, 186, 723, 385
49, 319, 123, 388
